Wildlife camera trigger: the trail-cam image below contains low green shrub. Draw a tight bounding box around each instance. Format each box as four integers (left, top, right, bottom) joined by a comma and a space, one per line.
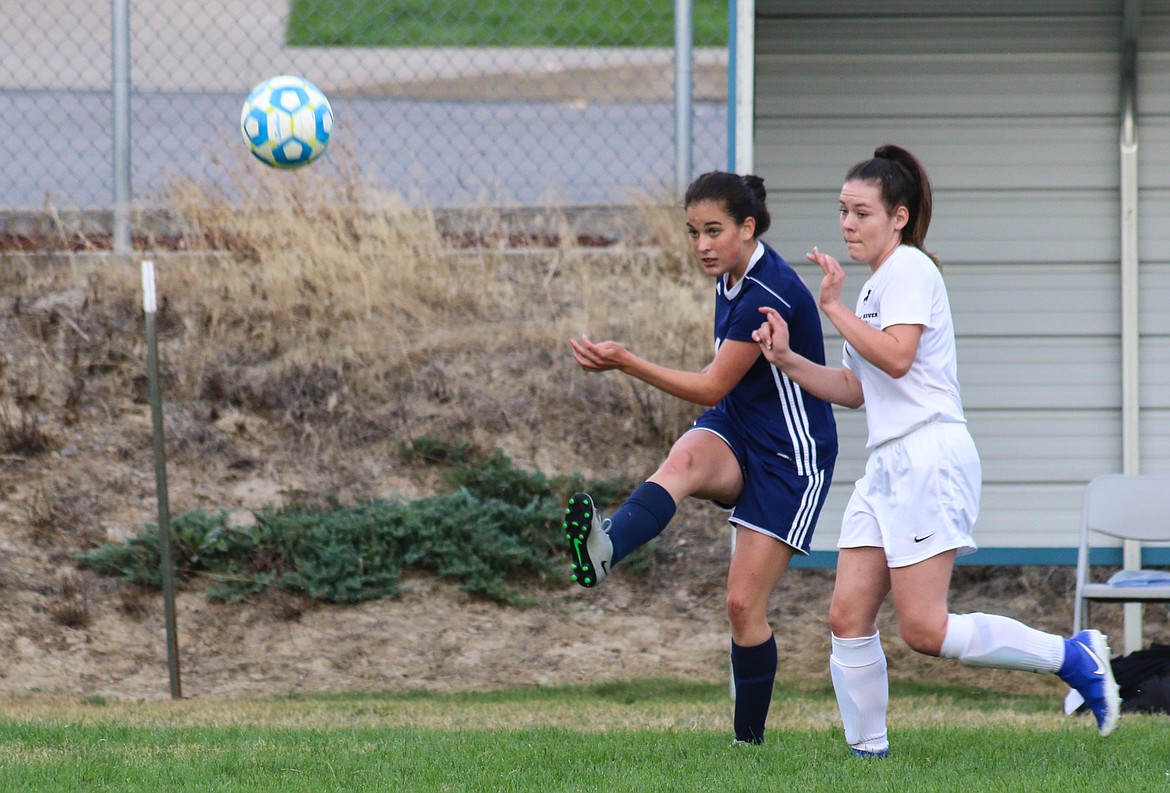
77, 439, 631, 606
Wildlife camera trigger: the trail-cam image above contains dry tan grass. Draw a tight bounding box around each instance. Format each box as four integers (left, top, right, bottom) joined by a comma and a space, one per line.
0, 156, 716, 502
142, 157, 712, 459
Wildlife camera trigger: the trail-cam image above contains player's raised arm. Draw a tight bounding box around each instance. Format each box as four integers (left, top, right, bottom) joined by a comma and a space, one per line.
570, 332, 758, 408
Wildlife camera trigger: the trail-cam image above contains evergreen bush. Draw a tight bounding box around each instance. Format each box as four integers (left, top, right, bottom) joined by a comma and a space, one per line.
77, 439, 632, 606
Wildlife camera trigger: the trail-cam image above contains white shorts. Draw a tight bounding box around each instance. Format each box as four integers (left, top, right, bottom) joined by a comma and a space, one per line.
838, 421, 980, 568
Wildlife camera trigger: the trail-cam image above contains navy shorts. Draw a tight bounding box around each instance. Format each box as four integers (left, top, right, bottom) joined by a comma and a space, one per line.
689, 409, 834, 555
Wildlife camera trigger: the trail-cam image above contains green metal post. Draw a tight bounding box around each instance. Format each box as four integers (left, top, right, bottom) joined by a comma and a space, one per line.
142, 261, 182, 699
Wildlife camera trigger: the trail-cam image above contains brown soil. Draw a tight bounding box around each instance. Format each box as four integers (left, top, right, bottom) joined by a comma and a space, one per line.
0, 401, 1118, 707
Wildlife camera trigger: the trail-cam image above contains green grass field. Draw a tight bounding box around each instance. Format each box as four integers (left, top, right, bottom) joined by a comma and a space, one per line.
287, 0, 729, 48
2, 680, 1167, 792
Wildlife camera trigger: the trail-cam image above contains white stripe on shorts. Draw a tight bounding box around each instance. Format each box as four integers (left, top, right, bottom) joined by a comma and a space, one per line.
789, 465, 826, 551
771, 366, 817, 476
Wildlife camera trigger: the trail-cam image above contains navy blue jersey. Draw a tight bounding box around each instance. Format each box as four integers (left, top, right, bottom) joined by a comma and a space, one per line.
712, 242, 837, 475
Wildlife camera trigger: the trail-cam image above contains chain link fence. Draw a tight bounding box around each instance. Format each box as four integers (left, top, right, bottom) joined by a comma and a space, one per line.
1, 0, 728, 222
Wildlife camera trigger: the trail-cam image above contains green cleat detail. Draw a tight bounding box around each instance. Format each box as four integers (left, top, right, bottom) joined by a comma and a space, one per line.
562, 492, 613, 589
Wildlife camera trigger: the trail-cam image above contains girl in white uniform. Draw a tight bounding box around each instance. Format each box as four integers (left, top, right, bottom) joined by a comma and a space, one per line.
753, 145, 1120, 756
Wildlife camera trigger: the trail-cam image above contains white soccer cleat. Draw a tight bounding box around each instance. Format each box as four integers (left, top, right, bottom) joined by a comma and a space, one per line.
563, 492, 613, 588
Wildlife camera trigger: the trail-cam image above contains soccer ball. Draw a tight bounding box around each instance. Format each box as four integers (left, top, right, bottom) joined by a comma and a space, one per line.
240, 75, 333, 169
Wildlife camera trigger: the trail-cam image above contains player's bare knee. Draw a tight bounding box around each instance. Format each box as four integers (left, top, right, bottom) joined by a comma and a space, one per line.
899, 622, 944, 657
656, 447, 700, 482
828, 600, 867, 638
726, 590, 761, 634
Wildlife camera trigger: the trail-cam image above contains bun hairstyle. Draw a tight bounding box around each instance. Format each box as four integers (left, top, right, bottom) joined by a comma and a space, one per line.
684, 171, 771, 239
846, 145, 939, 266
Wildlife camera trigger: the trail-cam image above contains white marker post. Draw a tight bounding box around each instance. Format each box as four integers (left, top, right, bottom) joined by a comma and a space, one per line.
142, 260, 182, 699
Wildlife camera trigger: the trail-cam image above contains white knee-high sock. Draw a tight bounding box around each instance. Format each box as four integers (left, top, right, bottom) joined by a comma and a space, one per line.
830, 632, 889, 753
940, 613, 1064, 673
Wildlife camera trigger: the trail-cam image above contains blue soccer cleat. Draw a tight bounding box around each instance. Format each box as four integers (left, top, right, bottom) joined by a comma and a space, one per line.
850, 747, 890, 759
1058, 629, 1121, 736
563, 492, 613, 588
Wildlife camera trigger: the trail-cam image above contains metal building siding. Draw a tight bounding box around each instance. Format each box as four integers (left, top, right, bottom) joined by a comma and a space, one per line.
750, 1, 1170, 553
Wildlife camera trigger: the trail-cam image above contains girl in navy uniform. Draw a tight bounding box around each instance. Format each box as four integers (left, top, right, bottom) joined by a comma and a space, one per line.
754, 145, 1120, 756
564, 171, 837, 745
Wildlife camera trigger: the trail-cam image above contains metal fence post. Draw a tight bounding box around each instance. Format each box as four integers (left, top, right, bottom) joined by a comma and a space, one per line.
731, 0, 754, 175
112, 0, 132, 254
675, 0, 694, 193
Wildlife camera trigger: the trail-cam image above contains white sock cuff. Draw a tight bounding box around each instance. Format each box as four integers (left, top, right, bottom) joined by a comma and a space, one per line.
939, 613, 974, 660
830, 631, 884, 668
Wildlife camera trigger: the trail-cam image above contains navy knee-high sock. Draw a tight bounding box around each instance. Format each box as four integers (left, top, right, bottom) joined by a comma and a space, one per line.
608, 481, 677, 564
731, 635, 778, 744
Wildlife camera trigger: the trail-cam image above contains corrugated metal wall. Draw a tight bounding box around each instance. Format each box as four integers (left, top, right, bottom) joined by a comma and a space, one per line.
750, 1, 1170, 558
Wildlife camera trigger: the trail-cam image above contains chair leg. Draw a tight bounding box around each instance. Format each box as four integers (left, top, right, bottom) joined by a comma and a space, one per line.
1123, 602, 1143, 655
1073, 598, 1088, 636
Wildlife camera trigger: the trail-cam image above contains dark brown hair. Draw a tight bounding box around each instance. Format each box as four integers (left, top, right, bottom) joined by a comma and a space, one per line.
846, 145, 939, 266
684, 171, 771, 239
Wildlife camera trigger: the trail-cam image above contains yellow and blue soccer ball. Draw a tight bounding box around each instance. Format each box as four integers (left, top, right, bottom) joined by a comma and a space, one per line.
240, 75, 333, 169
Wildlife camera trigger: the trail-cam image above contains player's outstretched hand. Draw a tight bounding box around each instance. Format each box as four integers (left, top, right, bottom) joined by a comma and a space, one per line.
753, 306, 791, 367
570, 334, 630, 372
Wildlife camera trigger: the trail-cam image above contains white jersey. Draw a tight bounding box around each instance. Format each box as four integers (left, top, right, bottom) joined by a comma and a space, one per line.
842, 245, 966, 448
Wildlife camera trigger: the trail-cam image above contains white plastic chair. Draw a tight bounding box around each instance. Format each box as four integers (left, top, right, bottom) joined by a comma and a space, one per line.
1073, 473, 1170, 655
